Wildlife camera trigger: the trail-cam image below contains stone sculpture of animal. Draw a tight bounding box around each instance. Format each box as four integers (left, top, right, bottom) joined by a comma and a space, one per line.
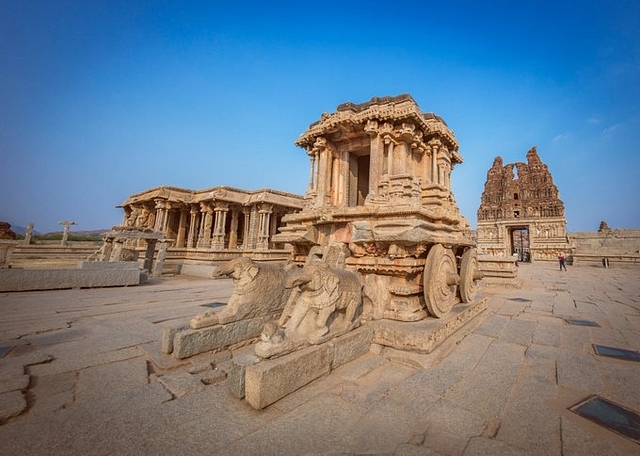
283, 261, 362, 343
190, 257, 295, 329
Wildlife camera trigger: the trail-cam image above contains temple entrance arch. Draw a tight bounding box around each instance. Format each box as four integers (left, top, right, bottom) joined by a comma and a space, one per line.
510, 226, 530, 262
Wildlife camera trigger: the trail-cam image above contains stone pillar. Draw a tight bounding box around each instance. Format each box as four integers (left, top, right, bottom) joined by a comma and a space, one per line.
154, 200, 166, 232
198, 203, 213, 248
314, 137, 330, 207
187, 206, 198, 248
331, 155, 339, 206
228, 210, 239, 250
269, 211, 279, 247
24, 223, 34, 245
0, 241, 16, 269
176, 209, 187, 247
143, 239, 157, 272
365, 121, 382, 198
430, 141, 439, 184
59, 220, 76, 246
242, 208, 252, 250
110, 239, 124, 261
308, 151, 317, 192
257, 204, 272, 250
152, 240, 171, 277
211, 203, 228, 250
386, 140, 394, 176
100, 238, 114, 261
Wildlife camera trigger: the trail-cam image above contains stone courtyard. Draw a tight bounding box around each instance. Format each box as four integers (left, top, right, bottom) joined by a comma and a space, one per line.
1, 263, 639, 454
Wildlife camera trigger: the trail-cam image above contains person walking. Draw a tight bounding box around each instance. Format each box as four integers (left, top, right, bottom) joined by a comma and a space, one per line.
558, 252, 567, 271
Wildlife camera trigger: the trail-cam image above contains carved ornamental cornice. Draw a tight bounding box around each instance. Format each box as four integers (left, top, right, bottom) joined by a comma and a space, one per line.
296, 94, 460, 158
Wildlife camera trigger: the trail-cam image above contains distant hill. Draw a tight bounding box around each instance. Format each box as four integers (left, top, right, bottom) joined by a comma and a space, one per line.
1, 220, 109, 240
39, 229, 109, 240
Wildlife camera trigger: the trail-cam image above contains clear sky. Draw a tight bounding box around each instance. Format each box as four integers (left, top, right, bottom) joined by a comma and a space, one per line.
1, 0, 639, 233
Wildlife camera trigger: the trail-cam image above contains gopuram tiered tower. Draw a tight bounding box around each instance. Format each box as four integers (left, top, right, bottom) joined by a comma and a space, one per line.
274, 94, 482, 323
476, 147, 569, 261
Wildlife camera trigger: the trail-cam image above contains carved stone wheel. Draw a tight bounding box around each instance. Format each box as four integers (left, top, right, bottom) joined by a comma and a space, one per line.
459, 247, 482, 303
423, 244, 459, 318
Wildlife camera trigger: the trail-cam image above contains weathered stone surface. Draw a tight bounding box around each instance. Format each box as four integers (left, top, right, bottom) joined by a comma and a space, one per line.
227, 347, 261, 399
0, 390, 26, 420
156, 371, 206, 398
0, 268, 141, 291
244, 327, 372, 409
245, 343, 333, 410
0, 239, 17, 269
372, 299, 487, 353
75, 357, 149, 403
330, 325, 372, 368
569, 228, 640, 268
172, 311, 279, 359
179, 264, 217, 277
478, 254, 522, 287
0, 374, 29, 394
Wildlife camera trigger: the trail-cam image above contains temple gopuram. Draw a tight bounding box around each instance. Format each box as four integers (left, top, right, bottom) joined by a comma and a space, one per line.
119, 185, 304, 261
476, 147, 569, 261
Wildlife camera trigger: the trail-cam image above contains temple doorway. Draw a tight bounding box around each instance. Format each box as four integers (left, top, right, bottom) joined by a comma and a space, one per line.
510, 227, 530, 262
347, 152, 370, 206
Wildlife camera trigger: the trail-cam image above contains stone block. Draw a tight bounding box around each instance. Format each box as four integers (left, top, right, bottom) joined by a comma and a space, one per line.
227, 347, 261, 399
179, 264, 217, 277
0, 268, 141, 291
171, 312, 279, 359
157, 371, 206, 398
372, 299, 487, 353
245, 343, 333, 410
330, 326, 373, 368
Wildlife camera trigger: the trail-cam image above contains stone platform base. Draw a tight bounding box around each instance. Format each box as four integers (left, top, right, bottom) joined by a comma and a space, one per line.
235, 326, 373, 410
478, 255, 522, 288
371, 298, 487, 354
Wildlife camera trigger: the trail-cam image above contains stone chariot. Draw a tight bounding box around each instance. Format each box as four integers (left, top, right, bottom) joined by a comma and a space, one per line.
274, 94, 483, 323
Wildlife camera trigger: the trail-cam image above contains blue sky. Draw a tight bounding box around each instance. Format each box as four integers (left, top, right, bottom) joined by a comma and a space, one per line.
1, 0, 639, 233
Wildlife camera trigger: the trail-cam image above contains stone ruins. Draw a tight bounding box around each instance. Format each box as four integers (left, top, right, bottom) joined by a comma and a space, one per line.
476, 147, 569, 261
0, 222, 18, 269
157, 94, 489, 409
119, 185, 303, 258
274, 94, 482, 320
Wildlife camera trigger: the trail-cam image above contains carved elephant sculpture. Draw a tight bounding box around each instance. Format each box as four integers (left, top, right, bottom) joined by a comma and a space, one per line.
283, 261, 362, 343
190, 257, 295, 329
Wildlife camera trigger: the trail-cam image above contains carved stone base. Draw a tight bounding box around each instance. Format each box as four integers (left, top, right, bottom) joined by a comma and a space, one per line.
255, 321, 361, 359
244, 326, 373, 410
164, 311, 281, 359
371, 298, 487, 353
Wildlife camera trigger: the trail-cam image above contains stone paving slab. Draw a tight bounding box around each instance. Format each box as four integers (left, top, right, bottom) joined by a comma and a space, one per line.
0, 265, 638, 454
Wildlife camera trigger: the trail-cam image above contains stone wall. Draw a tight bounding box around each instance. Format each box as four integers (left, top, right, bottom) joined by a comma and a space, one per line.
568, 229, 640, 268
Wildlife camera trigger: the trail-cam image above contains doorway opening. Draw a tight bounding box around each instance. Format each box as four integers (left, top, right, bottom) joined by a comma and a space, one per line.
347, 151, 370, 206
510, 227, 530, 262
